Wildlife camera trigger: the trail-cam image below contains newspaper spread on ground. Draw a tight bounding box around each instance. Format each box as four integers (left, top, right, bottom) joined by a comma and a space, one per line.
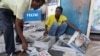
59, 31, 90, 54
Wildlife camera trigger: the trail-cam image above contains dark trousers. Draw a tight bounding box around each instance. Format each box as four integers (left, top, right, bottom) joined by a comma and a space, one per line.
0, 8, 15, 55
16, 34, 22, 44
41, 14, 46, 21
16, 26, 23, 44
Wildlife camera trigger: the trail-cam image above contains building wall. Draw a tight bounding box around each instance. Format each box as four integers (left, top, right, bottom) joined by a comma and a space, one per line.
61, 0, 91, 34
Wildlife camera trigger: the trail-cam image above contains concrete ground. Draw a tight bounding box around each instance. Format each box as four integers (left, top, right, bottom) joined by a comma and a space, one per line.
0, 33, 100, 56
1, 41, 100, 56
85, 41, 100, 56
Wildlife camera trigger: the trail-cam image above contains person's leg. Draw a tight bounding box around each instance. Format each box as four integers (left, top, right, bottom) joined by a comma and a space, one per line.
0, 22, 5, 36
48, 22, 58, 36
41, 14, 46, 21
4, 23, 15, 55
16, 34, 22, 44
16, 34, 20, 42
56, 22, 67, 41
0, 8, 15, 55
16, 26, 23, 44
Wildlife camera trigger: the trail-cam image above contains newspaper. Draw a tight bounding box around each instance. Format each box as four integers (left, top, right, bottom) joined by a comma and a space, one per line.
32, 35, 55, 51
59, 31, 90, 54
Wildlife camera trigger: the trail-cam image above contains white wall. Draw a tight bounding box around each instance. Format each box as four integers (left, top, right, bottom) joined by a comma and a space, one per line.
47, 0, 60, 17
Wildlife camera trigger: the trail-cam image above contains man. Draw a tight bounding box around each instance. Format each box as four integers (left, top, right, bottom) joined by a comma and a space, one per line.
0, 1, 17, 55
0, 0, 43, 55
15, 0, 44, 51
44, 6, 81, 41
0, 8, 16, 56
16, 0, 46, 44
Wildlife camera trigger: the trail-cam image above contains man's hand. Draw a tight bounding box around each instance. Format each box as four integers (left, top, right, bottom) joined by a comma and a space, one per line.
22, 40, 28, 50
77, 30, 81, 35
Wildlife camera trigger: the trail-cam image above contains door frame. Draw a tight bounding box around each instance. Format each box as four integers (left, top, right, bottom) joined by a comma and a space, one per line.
86, 0, 94, 38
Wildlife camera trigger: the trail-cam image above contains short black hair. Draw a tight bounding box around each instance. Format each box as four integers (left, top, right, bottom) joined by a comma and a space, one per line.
56, 6, 63, 13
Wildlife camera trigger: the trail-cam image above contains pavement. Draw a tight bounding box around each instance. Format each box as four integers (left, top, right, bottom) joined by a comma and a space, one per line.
0, 31, 100, 56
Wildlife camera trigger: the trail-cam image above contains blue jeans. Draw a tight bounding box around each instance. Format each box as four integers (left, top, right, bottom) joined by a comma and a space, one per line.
48, 22, 67, 38
0, 8, 15, 55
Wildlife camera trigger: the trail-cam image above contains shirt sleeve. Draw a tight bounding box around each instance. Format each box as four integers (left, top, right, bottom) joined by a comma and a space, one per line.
16, 0, 30, 20
63, 15, 68, 21
0, 2, 3, 6
0, 1, 6, 8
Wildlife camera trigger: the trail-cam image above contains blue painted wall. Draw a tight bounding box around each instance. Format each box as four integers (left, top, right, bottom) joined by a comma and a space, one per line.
61, 0, 91, 34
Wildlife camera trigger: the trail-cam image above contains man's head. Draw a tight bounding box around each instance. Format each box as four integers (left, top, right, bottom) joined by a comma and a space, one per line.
31, 0, 42, 9
55, 6, 63, 17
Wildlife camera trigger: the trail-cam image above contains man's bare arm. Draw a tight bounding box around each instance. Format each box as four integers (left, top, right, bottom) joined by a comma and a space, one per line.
15, 18, 27, 50
66, 20, 81, 32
